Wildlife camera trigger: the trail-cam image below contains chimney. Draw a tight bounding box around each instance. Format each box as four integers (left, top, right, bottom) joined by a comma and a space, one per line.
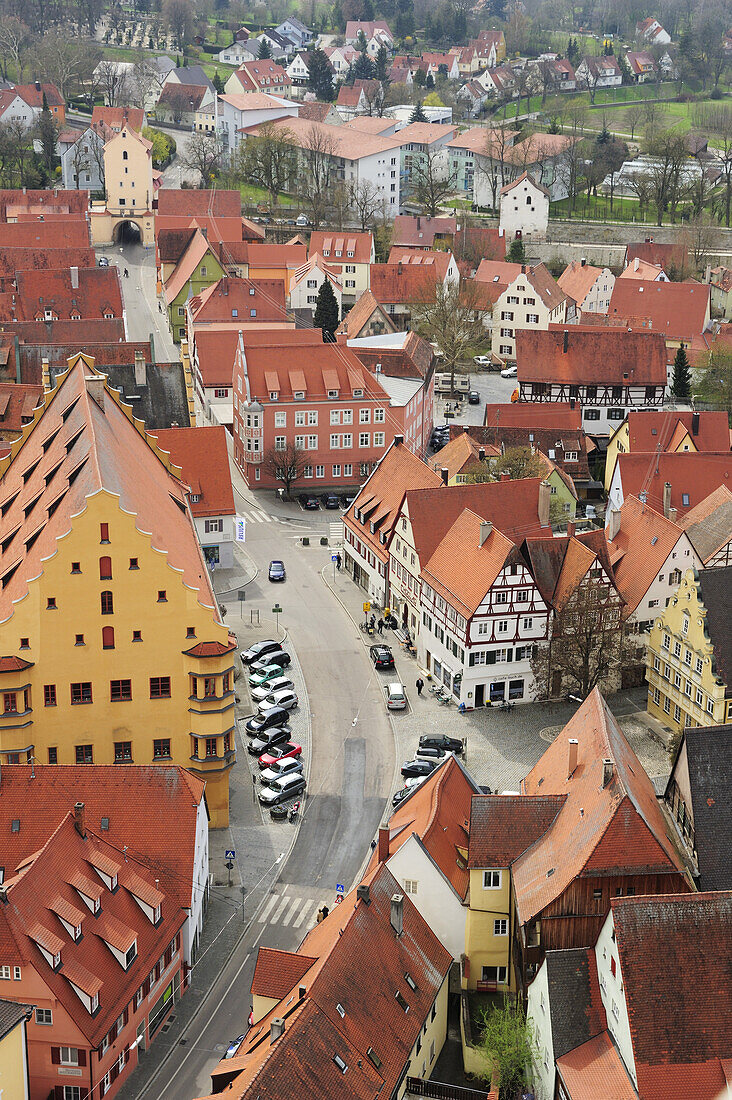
521, 263, 526, 274
633, 256, 640, 272
691, 412, 699, 435
478, 447, 485, 461
398, 262, 402, 275
567, 738, 579, 779
563, 330, 568, 353
441, 467, 448, 485
85, 374, 105, 410
357, 883, 371, 905
566, 521, 576, 537
606, 507, 621, 542
500, 472, 510, 482
270, 1018, 285, 1044
663, 481, 672, 518
378, 825, 390, 863
479, 519, 493, 546
335, 331, 348, 345
602, 759, 614, 788
538, 480, 550, 527
668, 506, 677, 523
394, 435, 403, 446
375, 360, 382, 373
580, 257, 586, 267
70, 266, 79, 290
134, 350, 146, 387
390, 893, 404, 937
74, 802, 86, 838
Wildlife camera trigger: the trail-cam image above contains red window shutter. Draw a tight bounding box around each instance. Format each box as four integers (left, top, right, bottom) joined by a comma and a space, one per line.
143, 978, 150, 997
123, 1006, 129, 1026
55, 1088, 65, 1100
611, 957, 617, 977
77, 1049, 87, 1067
164, 947, 172, 967
51, 1047, 61, 1065
110, 1023, 118, 1042
111, 1063, 119, 1084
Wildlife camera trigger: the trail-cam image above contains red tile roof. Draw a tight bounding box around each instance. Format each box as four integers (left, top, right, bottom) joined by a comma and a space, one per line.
336, 289, 395, 339
625, 410, 730, 455
7, 267, 123, 323
678, 484, 732, 563
190, 276, 288, 324
556, 1031, 638, 1100
391, 215, 456, 248
612, 891, 732, 1100
91, 105, 144, 133
251, 947, 316, 999
608, 279, 710, 342
151, 427, 235, 518
309, 231, 374, 266
484, 402, 582, 431
0, 221, 90, 249
0, 190, 88, 219
240, 331, 389, 405
513, 689, 689, 925
0, 247, 95, 283
0, 318, 125, 343
468, 794, 565, 868
193, 329, 241, 388
608, 496, 686, 615
0, 655, 33, 672
422, 508, 517, 618
156, 189, 241, 219
13, 82, 64, 108
516, 327, 668, 385
387, 248, 453, 281
625, 240, 687, 271
245, 241, 307, 269
613, 452, 732, 517
370, 262, 441, 303
157, 83, 208, 110
0, 383, 44, 433
163, 229, 216, 305
557, 260, 608, 307
231, 60, 292, 92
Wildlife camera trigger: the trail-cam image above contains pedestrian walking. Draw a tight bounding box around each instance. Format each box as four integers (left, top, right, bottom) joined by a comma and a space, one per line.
336, 553, 342, 570
416, 677, 424, 696
377, 618, 384, 635
316, 908, 324, 924
321, 905, 329, 919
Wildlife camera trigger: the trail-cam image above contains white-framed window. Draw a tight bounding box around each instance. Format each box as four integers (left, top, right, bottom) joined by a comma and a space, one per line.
0, 966, 10, 979
307, 435, 317, 449
332, 464, 341, 477
526, 313, 539, 324
295, 411, 306, 426
213, 388, 229, 398
344, 463, 353, 477
315, 465, 324, 478
403, 879, 418, 894
495, 591, 509, 605
494, 919, 508, 936
308, 411, 318, 425
36, 1008, 52, 1024
303, 464, 313, 478
295, 435, 305, 448
274, 411, 286, 427
330, 410, 340, 425
483, 870, 501, 889
359, 433, 370, 447
330, 434, 340, 449
565, 451, 578, 462
374, 409, 385, 423
523, 617, 533, 629
360, 409, 370, 423
682, 615, 689, 635
500, 345, 512, 356
374, 432, 385, 446
60, 1047, 79, 1066
497, 620, 508, 634
695, 657, 703, 674
696, 688, 704, 706
274, 437, 286, 451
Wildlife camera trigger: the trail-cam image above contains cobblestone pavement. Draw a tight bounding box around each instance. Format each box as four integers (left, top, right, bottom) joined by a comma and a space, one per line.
322, 564, 674, 803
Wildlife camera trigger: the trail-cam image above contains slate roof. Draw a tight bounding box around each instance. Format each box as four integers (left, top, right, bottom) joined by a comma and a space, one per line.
698, 566, 732, 688
166, 65, 215, 91
48, 358, 191, 431
0, 999, 32, 1041
545, 948, 606, 1060
678, 485, 732, 563
672, 725, 732, 890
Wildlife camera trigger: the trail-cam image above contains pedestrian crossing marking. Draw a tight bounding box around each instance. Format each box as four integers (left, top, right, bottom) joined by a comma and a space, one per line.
258, 895, 279, 923
292, 900, 316, 928
281, 897, 302, 926
271, 895, 290, 923
241, 508, 271, 524
257, 890, 325, 929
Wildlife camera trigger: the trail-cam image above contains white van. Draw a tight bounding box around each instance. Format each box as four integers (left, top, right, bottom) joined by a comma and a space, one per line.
435, 373, 470, 395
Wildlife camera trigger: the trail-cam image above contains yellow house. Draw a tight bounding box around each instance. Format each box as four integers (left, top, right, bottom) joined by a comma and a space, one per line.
646, 566, 732, 735
604, 410, 728, 492
464, 861, 516, 994
0, 354, 236, 825
105, 124, 154, 214
0, 1000, 32, 1099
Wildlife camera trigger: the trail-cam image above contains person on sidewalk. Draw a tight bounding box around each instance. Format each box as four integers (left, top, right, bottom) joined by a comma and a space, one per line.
316, 908, 324, 924
336, 553, 342, 570
322, 905, 329, 918
416, 677, 424, 696
377, 618, 384, 634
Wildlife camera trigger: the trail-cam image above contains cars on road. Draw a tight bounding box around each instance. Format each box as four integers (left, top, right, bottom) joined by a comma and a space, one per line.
370, 644, 395, 670
268, 560, 286, 582
241, 640, 284, 665
258, 741, 302, 769
248, 725, 293, 755
500, 364, 517, 378
251, 650, 291, 673
415, 745, 446, 760
245, 707, 291, 734
98, 256, 110, 267
257, 689, 299, 713
473, 355, 491, 367
392, 786, 412, 807
249, 663, 288, 688
419, 734, 464, 754
401, 758, 438, 778
386, 683, 407, 710
259, 757, 304, 785
468, 390, 480, 404
295, 214, 309, 227
258, 772, 306, 805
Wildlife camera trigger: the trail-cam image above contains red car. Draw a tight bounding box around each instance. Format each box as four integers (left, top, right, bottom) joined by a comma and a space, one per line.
258, 741, 302, 769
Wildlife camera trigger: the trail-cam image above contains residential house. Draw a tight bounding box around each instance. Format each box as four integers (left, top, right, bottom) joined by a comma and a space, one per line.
152, 427, 235, 569
419, 52, 460, 82
287, 253, 343, 318
499, 172, 549, 241
558, 260, 615, 318
448, 128, 572, 205
253, 29, 294, 59
604, 409, 730, 493
446, 124, 516, 207
0, 383, 44, 442
707, 265, 732, 318
196, 864, 452, 1100
0, 1001, 32, 1100
163, 228, 225, 342
466, 689, 690, 994
155, 83, 215, 128
515, 328, 668, 435
618, 256, 669, 282
449, 45, 481, 77
218, 92, 298, 157
309, 230, 374, 305
0, 220, 91, 249
0, 81, 65, 126
344, 115, 399, 137
471, 30, 507, 68
458, 79, 491, 118
391, 214, 456, 250
337, 289, 395, 339
232, 329, 396, 491
188, 329, 239, 427
477, 64, 516, 99
531, 893, 731, 1100
61, 108, 146, 192
336, 79, 385, 118
345, 19, 394, 48
664, 723, 732, 890
387, 249, 460, 286
276, 17, 312, 48
607, 452, 732, 519
646, 565, 732, 733
216, 40, 256, 65
297, 98, 343, 124
186, 275, 291, 340
370, 262, 443, 328
575, 54, 623, 90
479, 406, 596, 499
625, 50, 658, 82
476, 262, 569, 364
0, 355, 237, 824
398, 121, 456, 197
367, 755, 481, 960
624, 238, 687, 272
0, 266, 124, 326
636, 17, 672, 44
163, 65, 215, 95
323, 44, 359, 78
284, 51, 311, 90
528, 57, 577, 93
678, 484, 732, 568
224, 60, 292, 96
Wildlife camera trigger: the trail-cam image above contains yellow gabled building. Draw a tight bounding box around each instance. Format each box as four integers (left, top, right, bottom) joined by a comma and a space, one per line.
646, 566, 732, 735
0, 354, 236, 825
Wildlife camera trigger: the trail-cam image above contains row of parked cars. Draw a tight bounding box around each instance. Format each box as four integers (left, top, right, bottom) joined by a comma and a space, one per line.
393, 735, 465, 807
298, 493, 355, 511
240, 639, 306, 807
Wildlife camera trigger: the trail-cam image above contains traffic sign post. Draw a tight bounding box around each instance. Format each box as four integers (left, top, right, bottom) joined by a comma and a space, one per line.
225, 850, 236, 860
332, 552, 338, 582
272, 603, 282, 633
238, 590, 246, 618
335, 883, 344, 894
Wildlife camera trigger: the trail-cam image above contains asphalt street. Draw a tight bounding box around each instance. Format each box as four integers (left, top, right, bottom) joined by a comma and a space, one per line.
136, 476, 395, 1100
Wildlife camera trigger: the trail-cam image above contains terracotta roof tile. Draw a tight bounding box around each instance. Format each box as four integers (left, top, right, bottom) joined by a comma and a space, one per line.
468, 794, 565, 867
13, 82, 64, 108
609, 279, 710, 342
516, 328, 667, 385
608, 495, 685, 615
5, 267, 122, 323
557, 261, 607, 307
192, 329, 239, 388
421, 508, 516, 618
387, 248, 453, 280
483, 402, 582, 431
157, 189, 241, 219
0, 248, 95, 283
613, 452, 732, 517
91, 106, 144, 133
0, 384, 43, 432
336, 289, 395, 338
678, 484, 732, 563
556, 1031, 637, 1100
240, 331, 388, 405
391, 215, 456, 248
617, 257, 667, 280
0, 221, 89, 249
626, 410, 730, 455
310, 231, 374, 266
370, 262, 440, 303
625, 241, 686, 270
151, 426, 235, 518
251, 948, 316, 999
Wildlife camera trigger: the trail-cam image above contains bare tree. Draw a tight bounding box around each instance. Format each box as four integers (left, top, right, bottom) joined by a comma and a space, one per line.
95, 59, 131, 106
243, 122, 296, 209
162, 0, 193, 48
715, 110, 732, 228
261, 443, 306, 499
299, 124, 338, 231
479, 121, 515, 210
531, 575, 623, 699
407, 146, 458, 217
645, 130, 690, 224
180, 131, 223, 187
0, 119, 35, 187
348, 179, 382, 230
680, 215, 717, 275
625, 103, 645, 141
411, 280, 489, 395
30, 39, 102, 101
0, 16, 29, 82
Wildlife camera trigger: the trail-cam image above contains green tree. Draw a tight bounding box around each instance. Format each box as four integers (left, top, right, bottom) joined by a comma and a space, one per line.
671, 345, 692, 404
257, 36, 272, 59
36, 92, 58, 171
313, 279, 339, 341
143, 126, 175, 168
353, 52, 375, 80
507, 239, 526, 263
212, 68, 224, 93
696, 347, 732, 418
307, 47, 334, 100
410, 100, 427, 122
375, 43, 389, 83
476, 997, 537, 1097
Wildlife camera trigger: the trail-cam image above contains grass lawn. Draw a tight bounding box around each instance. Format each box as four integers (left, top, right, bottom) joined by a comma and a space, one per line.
550, 191, 689, 224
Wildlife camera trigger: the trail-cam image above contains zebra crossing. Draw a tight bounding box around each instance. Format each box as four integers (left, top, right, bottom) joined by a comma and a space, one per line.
239, 506, 272, 525
257, 886, 331, 930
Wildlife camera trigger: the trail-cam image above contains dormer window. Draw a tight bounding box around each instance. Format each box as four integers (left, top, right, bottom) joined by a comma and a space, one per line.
269, 391, 279, 401
353, 389, 363, 397
328, 390, 339, 399
294, 391, 305, 400
154, 904, 161, 923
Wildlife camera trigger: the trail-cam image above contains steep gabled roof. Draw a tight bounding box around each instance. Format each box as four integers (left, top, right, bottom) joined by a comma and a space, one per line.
608, 279, 710, 342
678, 484, 732, 563
189, 276, 289, 324
607, 495, 685, 615
545, 947, 607, 1060
515, 328, 667, 386
557, 260, 607, 307
520, 530, 618, 610
421, 508, 516, 618
672, 725, 732, 890
163, 228, 219, 305
336, 290, 395, 339
370, 262, 441, 303
9, 267, 123, 323
468, 795, 565, 868
151, 427, 235, 519
613, 452, 732, 517
626, 410, 730, 455
391, 215, 456, 248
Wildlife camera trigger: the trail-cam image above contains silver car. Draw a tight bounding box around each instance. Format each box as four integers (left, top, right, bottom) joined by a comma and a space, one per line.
258, 689, 299, 713
259, 757, 304, 785
251, 676, 295, 702
258, 772, 306, 805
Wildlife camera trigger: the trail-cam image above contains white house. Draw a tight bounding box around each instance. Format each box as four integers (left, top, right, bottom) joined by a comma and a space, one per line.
61, 126, 105, 191
636, 17, 671, 45
288, 254, 343, 317
557, 260, 615, 317
217, 41, 256, 65
323, 44, 359, 77
276, 16, 312, 48
475, 261, 569, 363
255, 28, 293, 58
576, 54, 623, 89
218, 92, 298, 158
285, 52, 311, 89
498, 172, 549, 241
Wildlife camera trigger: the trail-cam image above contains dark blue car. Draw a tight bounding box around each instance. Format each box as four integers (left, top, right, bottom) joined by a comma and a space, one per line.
268, 560, 286, 582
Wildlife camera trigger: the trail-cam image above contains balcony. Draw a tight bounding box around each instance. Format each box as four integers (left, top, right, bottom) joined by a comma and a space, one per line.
406, 1079, 492, 1099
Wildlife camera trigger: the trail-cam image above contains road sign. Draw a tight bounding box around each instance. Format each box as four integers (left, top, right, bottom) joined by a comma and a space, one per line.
331, 554, 338, 562
334, 894, 343, 905
225, 849, 235, 860
238, 591, 246, 601
363, 602, 371, 614
272, 604, 282, 614
335, 883, 344, 894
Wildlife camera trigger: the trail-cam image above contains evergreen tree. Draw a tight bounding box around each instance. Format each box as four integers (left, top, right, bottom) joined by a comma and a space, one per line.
308, 47, 335, 100
314, 280, 339, 341
425, 71, 434, 88
410, 100, 427, 122
362, 0, 374, 19
212, 68, 224, 93
37, 93, 58, 172
353, 52, 375, 80
257, 37, 272, 59
507, 238, 526, 263
671, 345, 692, 403
487, 0, 507, 17
375, 43, 389, 83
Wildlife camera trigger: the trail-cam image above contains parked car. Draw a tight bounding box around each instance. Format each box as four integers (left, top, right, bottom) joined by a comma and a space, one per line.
268, 560, 286, 582
241, 639, 283, 665
258, 689, 299, 713
392, 786, 413, 807
416, 745, 445, 760
473, 355, 491, 367
299, 494, 320, 510
401, 758, 438, 778
324, 494, 340, 509
258, 772, 306, 805
260, 756, 304, 785
249, 663, 288, 688
295, 213, 309, 227
251, 676, 295, 702
258, 741, 302, 769
251, 650, 291, 673
245, 707, 291, 735
468, 391, 480, 405
500, 364, 517, 378
342, 493, 357, 508
419, 734, 463, 755
224, 1035, 246, 1059
248, 725, 293, 755
370, 644, 395, 670
386, 683, 407, 710
98, 255, 110, 267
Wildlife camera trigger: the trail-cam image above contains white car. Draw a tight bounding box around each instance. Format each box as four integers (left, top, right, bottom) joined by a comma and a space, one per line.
258, 689, 299, 713
386, 683, 407, 710
296, 213, 309, 226
251, 676, 295, 702
473, 355, 491, 366
500, 364, 517, 378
